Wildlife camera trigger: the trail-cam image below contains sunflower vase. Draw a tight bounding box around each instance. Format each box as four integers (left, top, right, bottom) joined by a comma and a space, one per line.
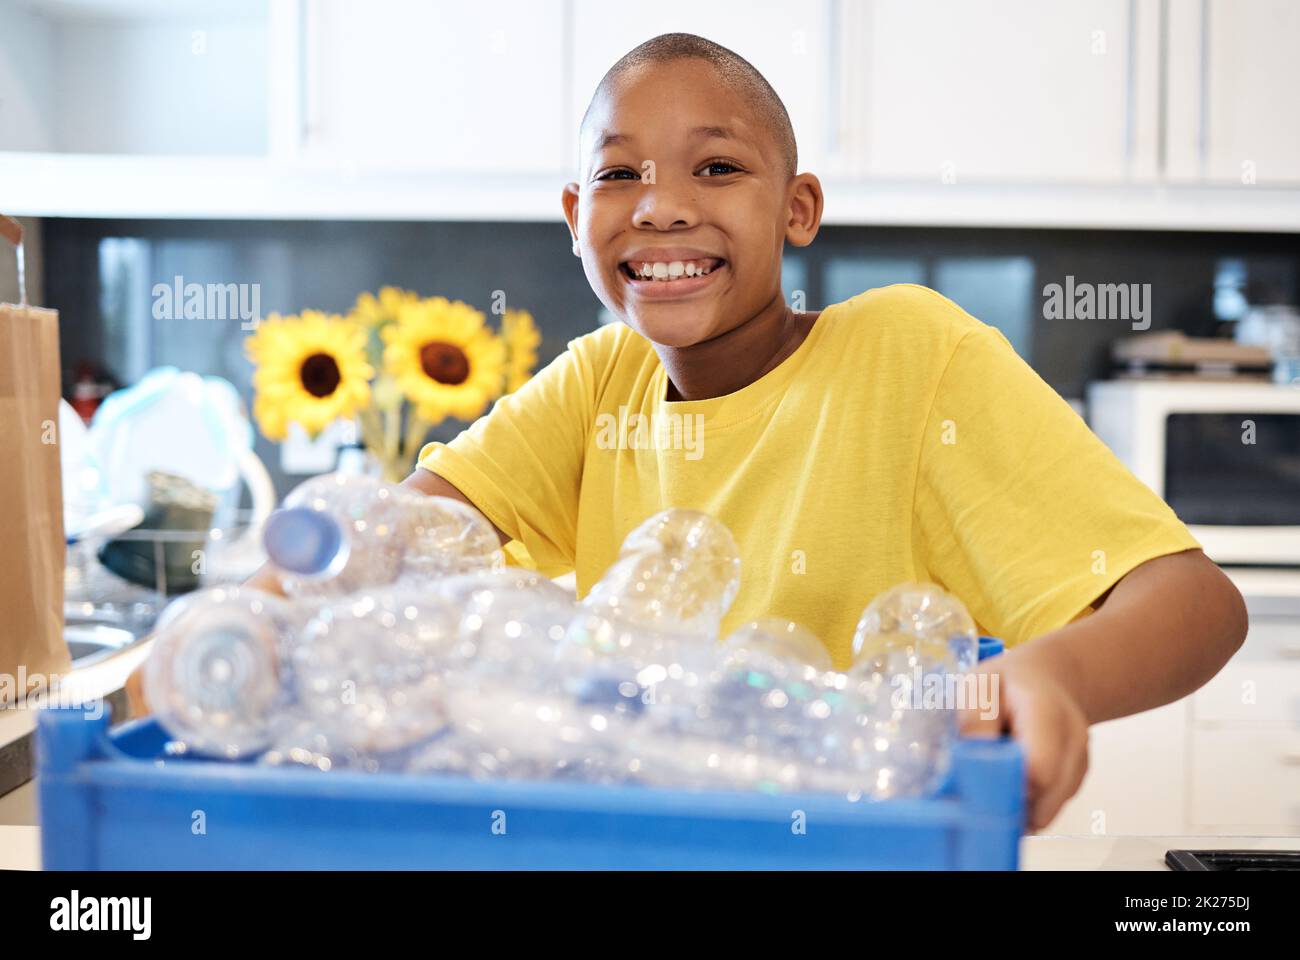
246, 287, 540, 484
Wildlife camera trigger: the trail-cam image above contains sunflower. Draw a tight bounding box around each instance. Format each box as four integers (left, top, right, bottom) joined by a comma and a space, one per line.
382, 297, 506, 423
245, 310, 374, 440
349, 285, 420, 329
501, 308, 541, 392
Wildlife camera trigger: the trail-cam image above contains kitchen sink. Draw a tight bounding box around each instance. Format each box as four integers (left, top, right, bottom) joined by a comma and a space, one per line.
65, 623, 139, 669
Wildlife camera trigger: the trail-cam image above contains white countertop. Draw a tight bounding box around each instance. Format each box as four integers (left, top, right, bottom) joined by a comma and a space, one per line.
0, 639, 152, 749
1020, 834, 1300, 870
0, 825, 40, 871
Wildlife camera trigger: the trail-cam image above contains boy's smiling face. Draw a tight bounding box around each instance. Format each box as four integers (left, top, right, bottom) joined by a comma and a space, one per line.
564, 59, 820, 349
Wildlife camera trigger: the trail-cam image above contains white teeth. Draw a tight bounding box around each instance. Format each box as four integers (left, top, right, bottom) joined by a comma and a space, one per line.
627, 259, 718, 280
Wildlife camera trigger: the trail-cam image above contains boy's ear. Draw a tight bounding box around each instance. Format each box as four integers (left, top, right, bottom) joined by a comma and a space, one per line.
561, 182, 581, 250
784, 173, 824, 248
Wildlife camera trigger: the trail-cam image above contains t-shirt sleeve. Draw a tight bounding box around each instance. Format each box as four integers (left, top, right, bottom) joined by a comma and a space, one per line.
912, 324, 1203, 647
416, 337, 595, 577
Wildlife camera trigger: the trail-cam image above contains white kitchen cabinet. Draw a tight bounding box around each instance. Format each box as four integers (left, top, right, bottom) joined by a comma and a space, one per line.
0, 0, 269, 156
292, 0, 569, 174
1192, 617, 1300, 726
835, 0, 1156, 184
1049, 700, 1189, 837
1165, 0, 1300, 185
568, 0, 831, 176
3, 0, 1300, 224
1048, 588, 1300, 838
1189, 727, 1300, 831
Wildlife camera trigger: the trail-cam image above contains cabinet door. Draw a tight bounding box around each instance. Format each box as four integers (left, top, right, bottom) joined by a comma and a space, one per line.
847, 0, 1145, 183
1048, 700, 1189, 836
1190, 728, 1300, 832
1192, 616, 1300, 726
1166, 0, 1300, 185
570, 1, 830, 176
301, 0, 568, 173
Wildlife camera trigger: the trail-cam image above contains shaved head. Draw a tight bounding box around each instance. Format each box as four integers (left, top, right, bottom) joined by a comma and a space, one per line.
580, 32, 798, 179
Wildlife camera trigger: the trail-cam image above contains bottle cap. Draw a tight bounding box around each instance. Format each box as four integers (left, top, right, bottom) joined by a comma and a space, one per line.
977, 636, 1004, 661
263, 507, 347, 576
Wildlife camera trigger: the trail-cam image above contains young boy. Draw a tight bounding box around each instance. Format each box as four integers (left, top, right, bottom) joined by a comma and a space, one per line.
402, 34, 1247, 829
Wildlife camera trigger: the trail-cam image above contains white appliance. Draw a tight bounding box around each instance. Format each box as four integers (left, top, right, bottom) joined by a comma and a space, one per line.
1087, 379, 1300, 567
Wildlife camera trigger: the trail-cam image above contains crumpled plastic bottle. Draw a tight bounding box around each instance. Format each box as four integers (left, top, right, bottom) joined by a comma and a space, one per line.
579, 509, 741, 639
288, 590, 463, 757
143, 586, 298, 759
408, 578, 579, 780
262, 473, 502, 599
841, 582, 983, 797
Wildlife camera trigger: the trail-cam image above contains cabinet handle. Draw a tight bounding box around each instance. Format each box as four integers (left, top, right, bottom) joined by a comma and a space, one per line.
1279, 644, 1300, 661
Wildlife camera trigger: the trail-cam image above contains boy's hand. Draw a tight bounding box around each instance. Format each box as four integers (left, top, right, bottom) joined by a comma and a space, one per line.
958, 654, 1090, 832
125, 660, 150, 718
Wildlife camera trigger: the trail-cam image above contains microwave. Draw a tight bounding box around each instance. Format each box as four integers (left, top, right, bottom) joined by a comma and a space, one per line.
1087, 380, 1300, 567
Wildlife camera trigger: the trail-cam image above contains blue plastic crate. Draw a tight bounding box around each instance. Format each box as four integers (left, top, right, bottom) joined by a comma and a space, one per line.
37, 706, 1023, 870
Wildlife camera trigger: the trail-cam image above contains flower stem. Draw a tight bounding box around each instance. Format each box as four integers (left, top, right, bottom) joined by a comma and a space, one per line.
357, 406, 384, 455
403, 409, 431, 474
384, 401, 400, 461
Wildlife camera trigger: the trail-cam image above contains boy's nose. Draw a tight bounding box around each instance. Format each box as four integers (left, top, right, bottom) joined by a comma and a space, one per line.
632, 183, 700, 231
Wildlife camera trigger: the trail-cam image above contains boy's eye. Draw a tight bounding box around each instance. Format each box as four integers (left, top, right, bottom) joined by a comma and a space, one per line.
595, 168, 638, 181
698, 161, 741, 177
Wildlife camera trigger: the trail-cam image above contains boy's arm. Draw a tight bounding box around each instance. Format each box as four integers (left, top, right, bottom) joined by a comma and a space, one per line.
399, 467, 508, 546
962, 547, 1248, 829
1006, 547, 1246, 724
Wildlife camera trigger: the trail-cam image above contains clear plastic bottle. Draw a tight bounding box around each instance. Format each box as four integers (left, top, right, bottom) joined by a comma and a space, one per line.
414, 581, 581, 781
397, 494, 505, 586
262, 473, 409, 598
291, 590, 462, 756
851, 582, 979, 673
262, 473, 503, 597
840, 582, 981, 796
143, 587, 297, 759
559, 508, 741, 715
581, 509, 741, 639
721, 618, 832, 672
632, 586, 975, 798
516, 509, 744, 785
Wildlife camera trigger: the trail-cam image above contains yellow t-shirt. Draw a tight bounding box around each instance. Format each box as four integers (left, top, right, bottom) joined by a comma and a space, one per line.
419, 283, 1201, 668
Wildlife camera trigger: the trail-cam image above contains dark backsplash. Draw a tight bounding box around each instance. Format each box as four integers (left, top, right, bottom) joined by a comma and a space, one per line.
41, 217, 1300, 491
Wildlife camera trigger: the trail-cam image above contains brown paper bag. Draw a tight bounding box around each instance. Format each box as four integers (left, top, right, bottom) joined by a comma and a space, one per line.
0, 214, 69, 705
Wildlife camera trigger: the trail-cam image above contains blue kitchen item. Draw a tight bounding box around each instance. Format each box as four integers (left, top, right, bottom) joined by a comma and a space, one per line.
978, 636, 1004, 661
37, 705, 1024, 870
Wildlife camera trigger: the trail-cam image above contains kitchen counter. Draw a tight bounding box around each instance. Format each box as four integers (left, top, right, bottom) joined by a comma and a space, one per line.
0, 639, 152, 798
2, 823, 1296, 870
0, 825, 40, 871
1020, 834, 1300, 870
